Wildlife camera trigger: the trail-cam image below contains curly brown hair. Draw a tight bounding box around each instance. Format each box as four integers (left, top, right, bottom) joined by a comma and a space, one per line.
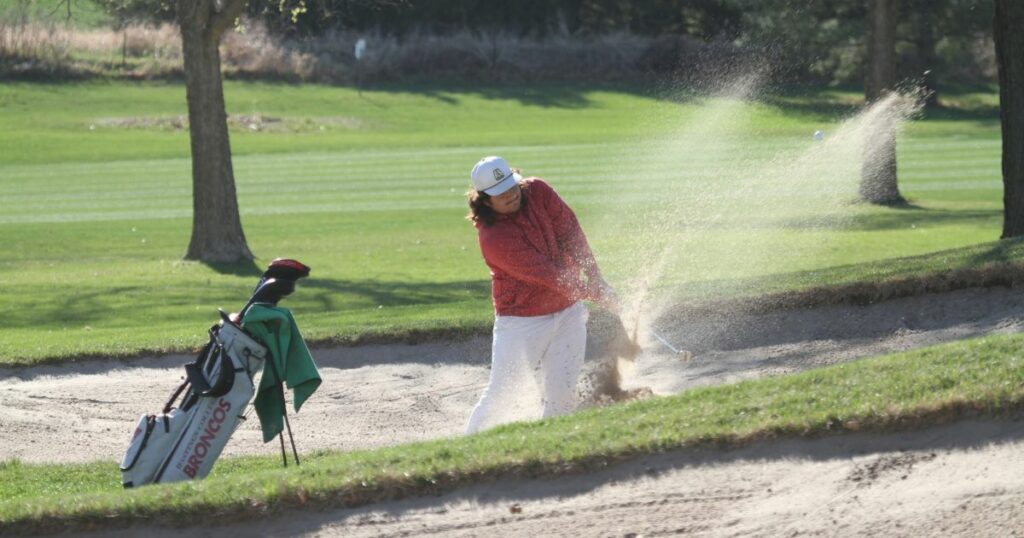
466, 188, 498, 227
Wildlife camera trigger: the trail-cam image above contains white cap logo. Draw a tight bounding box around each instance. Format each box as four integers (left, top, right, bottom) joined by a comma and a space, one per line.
471, 156, 520, 196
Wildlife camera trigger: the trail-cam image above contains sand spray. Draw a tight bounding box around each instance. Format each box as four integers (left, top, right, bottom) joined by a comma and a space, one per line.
596, 83, 924, 392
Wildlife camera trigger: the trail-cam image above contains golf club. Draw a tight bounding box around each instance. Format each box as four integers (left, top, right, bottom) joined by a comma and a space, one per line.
235, 259, 312, 321
238, 278, 292, 319
263, 258, 311, 281
650, 329, 679, 353
650, 329, 691, 360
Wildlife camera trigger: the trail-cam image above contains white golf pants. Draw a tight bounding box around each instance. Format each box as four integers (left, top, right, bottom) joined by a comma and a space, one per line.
465, 301, 588, 434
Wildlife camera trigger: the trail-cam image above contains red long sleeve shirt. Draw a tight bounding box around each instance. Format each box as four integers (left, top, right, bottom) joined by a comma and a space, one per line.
476, 178, 604, 317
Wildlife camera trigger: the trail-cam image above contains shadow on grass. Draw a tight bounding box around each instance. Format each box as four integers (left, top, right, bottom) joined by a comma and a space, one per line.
778, 206, 999, 232
842, 206, 999, 232
3, 277, 494, 374
205, 260, 263, 278
760, 94, 861, 122
968, 237, 1024, 265
918, 101, 1000, 123
761, 91, 999, 125
356, 82, 614, 108
298, 277, 490, 311
32, 285, 245, 329
12, 278, 489, 333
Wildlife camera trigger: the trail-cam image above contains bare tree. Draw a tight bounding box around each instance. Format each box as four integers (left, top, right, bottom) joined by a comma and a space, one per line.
861, 0, 906, 205
995, 0, 1024, 238
178, 0, 253, 262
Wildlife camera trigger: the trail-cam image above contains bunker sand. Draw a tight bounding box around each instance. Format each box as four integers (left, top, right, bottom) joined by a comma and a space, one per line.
82, 419, 1024, 538
2, 286, 1022, 465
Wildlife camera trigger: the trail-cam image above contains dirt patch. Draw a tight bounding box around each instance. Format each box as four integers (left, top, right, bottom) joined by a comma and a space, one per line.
3, 286, 1023, 465
846, 451, 938, 487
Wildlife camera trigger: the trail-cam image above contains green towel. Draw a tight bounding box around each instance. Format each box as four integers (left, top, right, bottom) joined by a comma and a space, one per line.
242, 304, 322, 442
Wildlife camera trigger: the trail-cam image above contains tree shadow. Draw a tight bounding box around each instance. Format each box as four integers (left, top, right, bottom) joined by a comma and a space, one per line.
355, 82, 604, 108
868, 198, 922, 209
967, 237, 1024, 265
777, 206, 999, 232
13, 276, 490, 333
30, 284, 245, 329
297, 277, 490, 311
841, 206, 999, 232
204, 259, 263, 278
469, 85, 596, 108
353, 89, 393, 107
403, 87, 459, 105
918, 101, 1000, 123
760, 94, 861, 122
760, 89, 999, 124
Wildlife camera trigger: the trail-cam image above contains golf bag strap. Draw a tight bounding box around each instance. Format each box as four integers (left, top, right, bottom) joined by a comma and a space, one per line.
162, 378, 190, 414
161, 336, 214, 413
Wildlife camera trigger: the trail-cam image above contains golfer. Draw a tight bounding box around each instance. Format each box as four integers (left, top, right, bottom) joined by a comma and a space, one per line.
464, 156, 619, 434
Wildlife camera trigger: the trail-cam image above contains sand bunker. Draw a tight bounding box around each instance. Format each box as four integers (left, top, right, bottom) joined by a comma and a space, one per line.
2, 286, 1023, 465
82, 419, 1024, 538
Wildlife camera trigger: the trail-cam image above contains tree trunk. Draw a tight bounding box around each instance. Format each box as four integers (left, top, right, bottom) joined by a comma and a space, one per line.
996, 0, 1024, 238
861, 0, 906, 205
178, 0, 253, 263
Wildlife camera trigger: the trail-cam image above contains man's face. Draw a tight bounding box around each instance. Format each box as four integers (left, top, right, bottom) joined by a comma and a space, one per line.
485, 184, 522, 214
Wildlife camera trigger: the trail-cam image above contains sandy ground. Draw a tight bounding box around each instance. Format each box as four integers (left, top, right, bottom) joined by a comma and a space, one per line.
4, 286, 1024, 536
83, 419, 1024, 538
3, 286, 1023, 465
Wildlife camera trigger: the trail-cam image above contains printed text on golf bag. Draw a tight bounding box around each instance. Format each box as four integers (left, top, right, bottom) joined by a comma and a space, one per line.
120, 314, 268, 488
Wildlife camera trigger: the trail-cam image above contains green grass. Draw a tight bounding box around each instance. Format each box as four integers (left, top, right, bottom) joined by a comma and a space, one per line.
2, 331, 1021, 534
668, 238, 1024, 306
0, 82, 664, 165
0, 80, 1007, 364
0, 81, 1015, 531
0, 0, 114, 28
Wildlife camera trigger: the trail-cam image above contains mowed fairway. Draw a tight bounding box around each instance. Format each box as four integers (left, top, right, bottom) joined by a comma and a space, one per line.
0, 81, 1003, 363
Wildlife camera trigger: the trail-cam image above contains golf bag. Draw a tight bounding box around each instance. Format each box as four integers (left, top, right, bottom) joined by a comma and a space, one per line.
120, 259, 311, 488
120, 313, 268, 488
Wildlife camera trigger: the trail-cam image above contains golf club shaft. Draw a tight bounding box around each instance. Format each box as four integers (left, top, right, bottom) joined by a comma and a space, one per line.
650, 329, 682, 354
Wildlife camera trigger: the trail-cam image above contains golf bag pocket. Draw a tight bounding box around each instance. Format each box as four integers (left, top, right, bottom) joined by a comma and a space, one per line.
120, 409, 189, 488
119, 319, 268, 488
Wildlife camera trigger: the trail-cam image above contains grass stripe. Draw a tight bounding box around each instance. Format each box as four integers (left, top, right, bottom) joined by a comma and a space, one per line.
0, 82, 1007, 363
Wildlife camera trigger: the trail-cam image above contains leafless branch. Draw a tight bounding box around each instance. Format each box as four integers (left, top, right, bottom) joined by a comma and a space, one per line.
47, 0, 72, 20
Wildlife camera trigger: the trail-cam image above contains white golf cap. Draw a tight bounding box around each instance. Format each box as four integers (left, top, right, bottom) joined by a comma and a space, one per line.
471, 156, 521, 196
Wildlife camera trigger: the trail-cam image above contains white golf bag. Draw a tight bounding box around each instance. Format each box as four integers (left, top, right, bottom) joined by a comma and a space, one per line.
120, 312, 269, 488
